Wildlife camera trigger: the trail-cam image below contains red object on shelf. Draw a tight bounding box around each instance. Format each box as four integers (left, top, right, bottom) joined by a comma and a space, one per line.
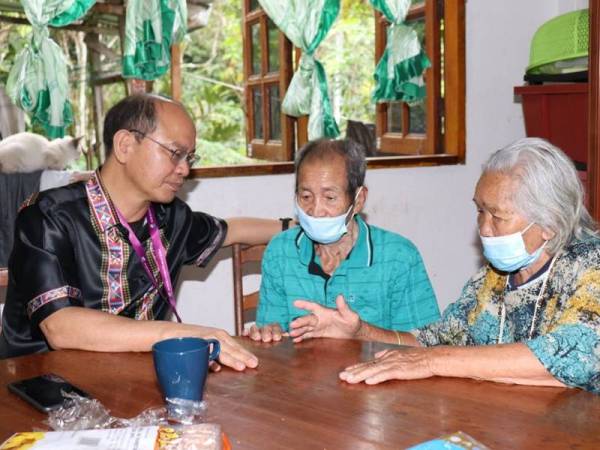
514, 83, 588, 164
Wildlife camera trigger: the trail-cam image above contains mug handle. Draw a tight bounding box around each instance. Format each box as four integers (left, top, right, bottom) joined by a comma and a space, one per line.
206, 339, 220, 361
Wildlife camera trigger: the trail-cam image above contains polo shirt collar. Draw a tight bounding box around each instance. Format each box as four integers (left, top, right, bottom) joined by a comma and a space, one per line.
295, 215, 373, 268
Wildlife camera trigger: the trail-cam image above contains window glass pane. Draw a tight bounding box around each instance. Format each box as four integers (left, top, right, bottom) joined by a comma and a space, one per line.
267, 19, 280, 72
406, 16, 426, 135
268, 84, 281, 140
416, 19, 426, 46
319, 0, 375, 130
407, 17, 426, 47
249, 0, 260, 11
387, 102, 403, 133
251, 22, 261, 75
253, 87, 263, 139
409, 102, 426, 134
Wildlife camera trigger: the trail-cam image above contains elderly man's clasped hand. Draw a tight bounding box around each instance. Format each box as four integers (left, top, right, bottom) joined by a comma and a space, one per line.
245, 294, 361, 343
289, 295, 361, 342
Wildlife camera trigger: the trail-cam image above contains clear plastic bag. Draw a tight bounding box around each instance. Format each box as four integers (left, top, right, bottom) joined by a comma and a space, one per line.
47, 392, 208, 430
46, 391, 117, 431
39, 392, 220, 450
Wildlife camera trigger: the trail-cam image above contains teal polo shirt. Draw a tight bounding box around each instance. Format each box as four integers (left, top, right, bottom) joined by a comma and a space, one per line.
257, 216, 440, 332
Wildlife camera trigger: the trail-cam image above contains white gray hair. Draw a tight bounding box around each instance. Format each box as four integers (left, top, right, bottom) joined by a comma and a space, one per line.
482, 137, 597, 254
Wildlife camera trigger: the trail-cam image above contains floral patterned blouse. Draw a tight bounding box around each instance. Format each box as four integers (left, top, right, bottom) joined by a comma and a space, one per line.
415, 237, 600, 394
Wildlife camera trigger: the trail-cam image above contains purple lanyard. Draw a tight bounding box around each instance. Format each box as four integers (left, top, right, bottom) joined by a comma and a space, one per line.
115, 205, 182, 322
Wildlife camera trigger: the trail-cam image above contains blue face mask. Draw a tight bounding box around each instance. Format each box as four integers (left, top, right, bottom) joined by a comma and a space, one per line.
480, 223, 547, 272
294, 188, 361, 244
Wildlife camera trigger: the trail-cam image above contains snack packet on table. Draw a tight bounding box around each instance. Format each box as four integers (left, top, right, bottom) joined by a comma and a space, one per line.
407, 431, 490, 450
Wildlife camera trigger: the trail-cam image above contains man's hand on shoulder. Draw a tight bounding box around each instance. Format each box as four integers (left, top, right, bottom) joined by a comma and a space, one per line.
288, 295, 361, 342
244, 323, 285, 343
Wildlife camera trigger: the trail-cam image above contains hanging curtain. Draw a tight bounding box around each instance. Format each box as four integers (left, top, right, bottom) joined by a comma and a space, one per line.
122, 0, 187, 81
258, 0, 340, 140
5, 0, 96, 138
370, 0, 430, 103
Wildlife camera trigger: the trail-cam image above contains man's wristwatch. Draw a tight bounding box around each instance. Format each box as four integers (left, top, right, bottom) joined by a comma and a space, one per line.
279, 217, 293, 231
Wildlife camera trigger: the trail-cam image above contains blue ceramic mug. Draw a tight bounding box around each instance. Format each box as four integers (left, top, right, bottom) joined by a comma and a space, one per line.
152, 337, 220, 402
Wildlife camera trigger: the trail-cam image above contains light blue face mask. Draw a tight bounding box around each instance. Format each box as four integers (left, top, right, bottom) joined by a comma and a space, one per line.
480, 223, 547, 272
294, 188, 362, 244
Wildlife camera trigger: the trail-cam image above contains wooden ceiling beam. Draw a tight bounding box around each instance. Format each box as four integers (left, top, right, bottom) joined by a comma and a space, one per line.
0, 14, 119, 35
84, 36, 120, 59
91, 3, 124, 16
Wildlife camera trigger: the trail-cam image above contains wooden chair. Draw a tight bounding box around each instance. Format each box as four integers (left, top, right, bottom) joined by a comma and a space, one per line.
0, 268, 7, 288
0, 268, 7, 329
232, 244, 266, 336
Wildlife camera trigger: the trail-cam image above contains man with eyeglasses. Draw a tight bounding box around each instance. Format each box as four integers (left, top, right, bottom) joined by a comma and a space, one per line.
0, 94, 280, 371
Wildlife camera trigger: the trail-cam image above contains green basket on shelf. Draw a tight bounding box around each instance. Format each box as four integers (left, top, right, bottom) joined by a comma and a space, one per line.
527, 9, 589, 75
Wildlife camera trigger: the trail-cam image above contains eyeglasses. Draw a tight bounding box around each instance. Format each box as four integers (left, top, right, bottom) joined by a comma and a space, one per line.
128, 129, 199, 167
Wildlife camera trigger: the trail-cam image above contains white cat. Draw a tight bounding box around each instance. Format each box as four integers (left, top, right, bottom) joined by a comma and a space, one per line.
0, 132, 84, 173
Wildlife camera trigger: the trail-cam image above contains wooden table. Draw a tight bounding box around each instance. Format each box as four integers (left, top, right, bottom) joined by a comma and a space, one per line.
1, 338, 599, 449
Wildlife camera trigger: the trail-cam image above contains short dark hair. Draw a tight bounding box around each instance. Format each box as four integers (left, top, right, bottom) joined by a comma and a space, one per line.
102, 93, 182, 158
295, 139, 367, 198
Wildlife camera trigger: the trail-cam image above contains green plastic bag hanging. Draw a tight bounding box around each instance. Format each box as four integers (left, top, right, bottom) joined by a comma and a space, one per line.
258, 0, 340, 140
370, 0, 431, 103
5, 0, 96, 138
122, 0, 188, 81
50, 0, 97, 27
6, 28, 73, 139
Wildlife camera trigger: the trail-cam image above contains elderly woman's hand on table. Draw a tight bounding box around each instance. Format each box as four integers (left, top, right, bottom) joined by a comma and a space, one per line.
339, 347, 435, 384
339, 343, 567, 388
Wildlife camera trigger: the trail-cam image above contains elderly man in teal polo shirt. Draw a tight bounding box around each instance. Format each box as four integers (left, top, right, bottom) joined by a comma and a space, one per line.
246, 138, 440, 344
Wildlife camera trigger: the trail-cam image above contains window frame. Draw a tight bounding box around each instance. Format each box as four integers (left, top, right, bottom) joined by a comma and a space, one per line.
375, 2, 440, 155
189, 0, 465, 178
242, 1, 294, 162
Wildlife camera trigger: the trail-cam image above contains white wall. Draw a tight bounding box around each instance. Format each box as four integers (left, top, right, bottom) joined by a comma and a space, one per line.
558, 0, 588, 13
175, 0, 568, 333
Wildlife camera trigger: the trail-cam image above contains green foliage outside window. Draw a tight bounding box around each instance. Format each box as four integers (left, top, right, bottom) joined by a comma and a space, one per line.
154, 0, 256, 166
319, 0, 376, 131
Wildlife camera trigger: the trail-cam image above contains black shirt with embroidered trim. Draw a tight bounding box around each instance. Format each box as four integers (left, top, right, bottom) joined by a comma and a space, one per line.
0, 173, 227, 359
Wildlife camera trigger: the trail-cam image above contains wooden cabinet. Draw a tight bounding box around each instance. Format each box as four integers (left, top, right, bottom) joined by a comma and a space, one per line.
587, 2, 600, 220
515, 83, 588, 167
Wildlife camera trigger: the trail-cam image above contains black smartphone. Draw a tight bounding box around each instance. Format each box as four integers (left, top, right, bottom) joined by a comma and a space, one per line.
7, 373, 90, 412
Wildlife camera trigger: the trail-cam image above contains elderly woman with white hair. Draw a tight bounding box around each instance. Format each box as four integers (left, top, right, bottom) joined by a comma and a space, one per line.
291, 138, 600, 393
